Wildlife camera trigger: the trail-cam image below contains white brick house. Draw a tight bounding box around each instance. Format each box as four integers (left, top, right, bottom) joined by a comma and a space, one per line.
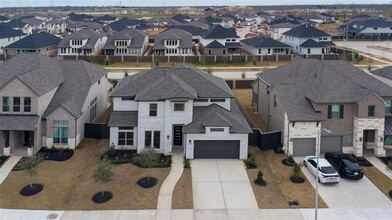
58, 29, 107, 56
109, 65, 251, 159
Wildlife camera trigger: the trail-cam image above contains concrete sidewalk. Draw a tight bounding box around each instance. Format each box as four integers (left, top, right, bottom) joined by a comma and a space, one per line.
0, 156, 22, 184
1, 208, 392, 220
157, 148, 184, 210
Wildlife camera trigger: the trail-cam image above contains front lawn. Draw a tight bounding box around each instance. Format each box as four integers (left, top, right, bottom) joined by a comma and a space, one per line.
0, 138, 171, 210
172, 168, 193, 209
246, 146, 328, 208
362, 166, 392, 201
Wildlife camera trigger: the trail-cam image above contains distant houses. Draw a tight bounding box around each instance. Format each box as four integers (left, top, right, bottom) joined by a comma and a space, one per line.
102, 28, 149, 56
57, 30, 107, 56
199, 25, 241, 55
0, 25, 27, 54
153, 29, 193, 56
4, 32, 61, 56
240, 36, 292, 55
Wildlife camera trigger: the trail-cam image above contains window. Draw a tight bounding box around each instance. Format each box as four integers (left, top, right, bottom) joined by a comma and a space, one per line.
210, 128, 224, 132
24, 97, 31, 112
223, 49, 226, 55
385, 135, 392, 145
373, 27, 378, 30
145, 130, 160, 148
118, 127, 134, 146
368, 105, 375, 117
346, 135, 353, 144
208, 50, 212, 55
149, 103, 157, 116
307, 48, 311, 54
53, 120, 68, 144
90, 97, 97, 122
174, 103, 185, 111
13, 97, 20, 112
121, 97, 134, 101
273, 94, 277, 107
258, 48, 261, 54
385, 101, 391, 114
267, 48, 271, 54
328, 104, 344, 119
2, 97, 10, 112
211, 99, 225, 102
194, 99, 208, 102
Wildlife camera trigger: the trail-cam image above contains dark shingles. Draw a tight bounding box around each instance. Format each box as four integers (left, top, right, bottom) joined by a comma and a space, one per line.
282, 24, 330, 37
241, 36, 292, 48
108, 111, 138, 127
58, 30, 105, 49
153, 29, 192, 50
200, 25, 239, 39
0, 114, 39, 131
103, 28, 147, 50
371, 66, 392, 80
5, 32, 61, 49
205, 40, 225, 48
0, 25, 26, 38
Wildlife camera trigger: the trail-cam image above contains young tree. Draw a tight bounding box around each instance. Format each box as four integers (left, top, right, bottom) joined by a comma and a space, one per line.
20, 156, 42, 188
93, 160, 114, 196
139, 148, 159, 182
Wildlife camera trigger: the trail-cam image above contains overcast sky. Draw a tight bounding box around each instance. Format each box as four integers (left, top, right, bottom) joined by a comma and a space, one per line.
1, 0, 391, 7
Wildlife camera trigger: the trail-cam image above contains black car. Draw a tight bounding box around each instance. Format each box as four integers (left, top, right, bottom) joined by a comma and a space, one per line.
324, 152, 364, 180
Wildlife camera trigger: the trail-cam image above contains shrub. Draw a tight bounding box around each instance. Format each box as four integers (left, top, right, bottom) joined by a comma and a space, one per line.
154, 60, 159, 67
252, 59, 257, 66
241, 72, 246, 79
93, 160, 114, 196
255, 170, 266, 186
138, 148, 159, 181
244, 154, 257, 169
108, 142, 116, 157
19, 156, 42, 187
387, 161, 392, 172
183, 158, 190, 168
287, 155, 295, 165
292, 162, 303, 179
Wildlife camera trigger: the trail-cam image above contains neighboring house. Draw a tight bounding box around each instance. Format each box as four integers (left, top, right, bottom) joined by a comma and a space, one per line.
4, 32, 61, 56
199, 25, 241, 55
267, 18, 302, 40
22, 17, 46, 33
0, 54, 112, 156
0, 25, 27, 54
153, 29, 193, 56
102, 28, 148, 56
67, 12, 94, 22
240, 36, 292, 55
108, 65, 251, 159
44, 19, 67, 34
166, 25, 205, 43
171, 14, 192, 23
281, 24, 335, 55
95, 15, 118, 25
252, 59, 392, 157
5, 19, 33, 35
58, 30, 108, 56
109, 17, 146, 32
345, 19, 392, 38
302, 13, 336, 24
0, 15, 10, 23
66, 20, 108, 33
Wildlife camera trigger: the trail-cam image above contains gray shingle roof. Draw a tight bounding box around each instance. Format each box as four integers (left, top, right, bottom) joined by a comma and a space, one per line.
0, 25, 26, 38
205, 40, 225, 48
103, 28, 147, 50
153, 28, 192, 50
183, 100, 252, 134
299, 39, 335, 48
0, 54, 64, 96
282, 24, 330, 37
43, 59, 108, 118
256, 59, 392, 121
241, 36, 292, 48
111, 65, 233, 100
108, 111, 138, 127
371, 66, 392, 80
58, 30, 105, 49
201, 25, 239, 39
0, 114, 39, 131
167, 25, 205, 36
5, 32, 61, 49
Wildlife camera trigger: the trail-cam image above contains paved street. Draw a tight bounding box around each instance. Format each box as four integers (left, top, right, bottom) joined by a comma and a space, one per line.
334, 41, 392, 63
191, 160, 258, 210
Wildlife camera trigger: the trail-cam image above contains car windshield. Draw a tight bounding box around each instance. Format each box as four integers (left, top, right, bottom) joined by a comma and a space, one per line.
342, 159, 361, 169
319, 166, 336, 174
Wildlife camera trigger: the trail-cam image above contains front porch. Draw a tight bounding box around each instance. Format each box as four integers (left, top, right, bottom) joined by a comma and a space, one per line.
1, 130, 35, 157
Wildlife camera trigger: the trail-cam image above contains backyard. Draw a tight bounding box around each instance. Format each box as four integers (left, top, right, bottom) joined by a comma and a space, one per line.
0, 138, 171, 210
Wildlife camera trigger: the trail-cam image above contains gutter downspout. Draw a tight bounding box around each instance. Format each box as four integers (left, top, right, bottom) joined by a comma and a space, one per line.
287, 118, 290, 156
75, 118, 77, 148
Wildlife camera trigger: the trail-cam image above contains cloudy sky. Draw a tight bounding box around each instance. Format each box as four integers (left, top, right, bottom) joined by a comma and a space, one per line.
1, 0, 390, 7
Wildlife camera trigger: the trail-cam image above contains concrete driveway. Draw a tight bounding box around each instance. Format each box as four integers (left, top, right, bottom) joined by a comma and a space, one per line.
191, 160, 258, 210
301, 165, 392, 208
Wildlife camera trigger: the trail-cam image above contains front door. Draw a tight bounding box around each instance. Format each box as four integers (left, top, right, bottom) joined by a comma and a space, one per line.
173, 126, 183, 146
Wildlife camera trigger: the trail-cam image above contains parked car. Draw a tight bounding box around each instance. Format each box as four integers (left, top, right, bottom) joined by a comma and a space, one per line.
303, 156, 339, 184
324, 152, 364, 180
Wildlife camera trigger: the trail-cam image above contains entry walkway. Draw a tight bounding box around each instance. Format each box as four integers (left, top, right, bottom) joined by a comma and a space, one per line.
157, 147, 184, 210
191, 160, 258, 210
0, 156, 22, 184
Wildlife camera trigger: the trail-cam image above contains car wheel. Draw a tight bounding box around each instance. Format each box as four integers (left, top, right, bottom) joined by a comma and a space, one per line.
339, 169, 344, 179
303, 161, 307, 167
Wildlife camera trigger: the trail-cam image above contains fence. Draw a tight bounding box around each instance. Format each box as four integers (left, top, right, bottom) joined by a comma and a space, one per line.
249, 129, 281, 151
84, 123, 110, 139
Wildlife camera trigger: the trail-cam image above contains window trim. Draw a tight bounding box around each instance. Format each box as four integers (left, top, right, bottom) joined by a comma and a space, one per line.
210, 98, 225, 103
368, 105, 375, 117
13, 97, 20, 112
23, 97, 31, 112
210, 128, 225, 132
149, 103, 158, 117
53, 120, 69, 144
2, 96, 10, 112
174, 103, 185, 111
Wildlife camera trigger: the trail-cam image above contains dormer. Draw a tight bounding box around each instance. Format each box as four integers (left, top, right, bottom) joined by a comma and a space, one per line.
164, 39, 179, 47
115, 39, 132, 48
69, 39, 87, 47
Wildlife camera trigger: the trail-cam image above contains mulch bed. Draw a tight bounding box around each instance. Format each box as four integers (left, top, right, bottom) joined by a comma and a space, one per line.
0, 155, 9, 167
92, 191, 113, 204
282, 159, 295, 167
20, 184, 43, 196
37, 147, 74, 161
290, 176, 305, 184
353, 156, 373, 167
101, 150, 135, 164
254, 180, 267, 186
378, 156, 392, 165
137, 177, 158, 188
13, 157, 42, 171
288, 200, 300, 206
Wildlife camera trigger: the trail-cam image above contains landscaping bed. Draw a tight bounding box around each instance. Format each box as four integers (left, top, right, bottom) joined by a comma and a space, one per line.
0, 155, 9, 167
101, 149, 172, 168
172, 168, 193, 209
378, 156, 392, 166
12, 157, 43, 171
353, 156, 373, 167
37, 147, 74, 161
362, 166, 392, 201
0, 138, 171, 210
246, 146, 328, 208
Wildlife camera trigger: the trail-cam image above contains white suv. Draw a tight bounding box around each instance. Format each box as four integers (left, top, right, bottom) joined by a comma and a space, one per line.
303, 156, 339, 184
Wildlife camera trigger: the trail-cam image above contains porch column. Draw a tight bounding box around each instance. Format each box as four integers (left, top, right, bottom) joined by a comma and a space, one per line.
353, 121, 363, 157
374, 129, 386, 157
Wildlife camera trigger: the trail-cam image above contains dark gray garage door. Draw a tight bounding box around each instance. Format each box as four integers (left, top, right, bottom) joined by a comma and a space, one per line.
293, 138, 316, 156
321, 136, 342, 154
194, 140, 240, 159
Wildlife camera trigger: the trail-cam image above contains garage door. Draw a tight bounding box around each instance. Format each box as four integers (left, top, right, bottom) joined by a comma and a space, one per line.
194, 140, 240, 159
293, 138, 316, 156
321, 136, 342, 154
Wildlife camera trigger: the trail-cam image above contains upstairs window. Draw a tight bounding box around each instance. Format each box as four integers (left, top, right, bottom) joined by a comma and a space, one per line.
368, 105, 375, 117
2, 97, 10, 112
24, 97, 31, 112
174, 103, 185, 111
13, 97, 20, 112
328, 104, 344, 119
149, 103, 157, 116
385, 101, 391, 114
210, 128, 224, 132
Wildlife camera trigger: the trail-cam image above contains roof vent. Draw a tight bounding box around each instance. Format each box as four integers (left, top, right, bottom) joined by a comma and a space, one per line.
314, 73, 317, 78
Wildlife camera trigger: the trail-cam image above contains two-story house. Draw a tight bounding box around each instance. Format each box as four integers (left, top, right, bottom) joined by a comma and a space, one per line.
153, 29, 193, 56
280, 24, 335, 55
102, 28, 148, 56
240, 36, 292, 55
0, 25, 27, 54
252, 59, 392, 157
109, 65, 251, 159
58, 30, 108, 56
346, 19, 392, 38
199, 25, 241, 55
44, 19, 67, 34
267, 17, 302, 40
0, 54, 112, 156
